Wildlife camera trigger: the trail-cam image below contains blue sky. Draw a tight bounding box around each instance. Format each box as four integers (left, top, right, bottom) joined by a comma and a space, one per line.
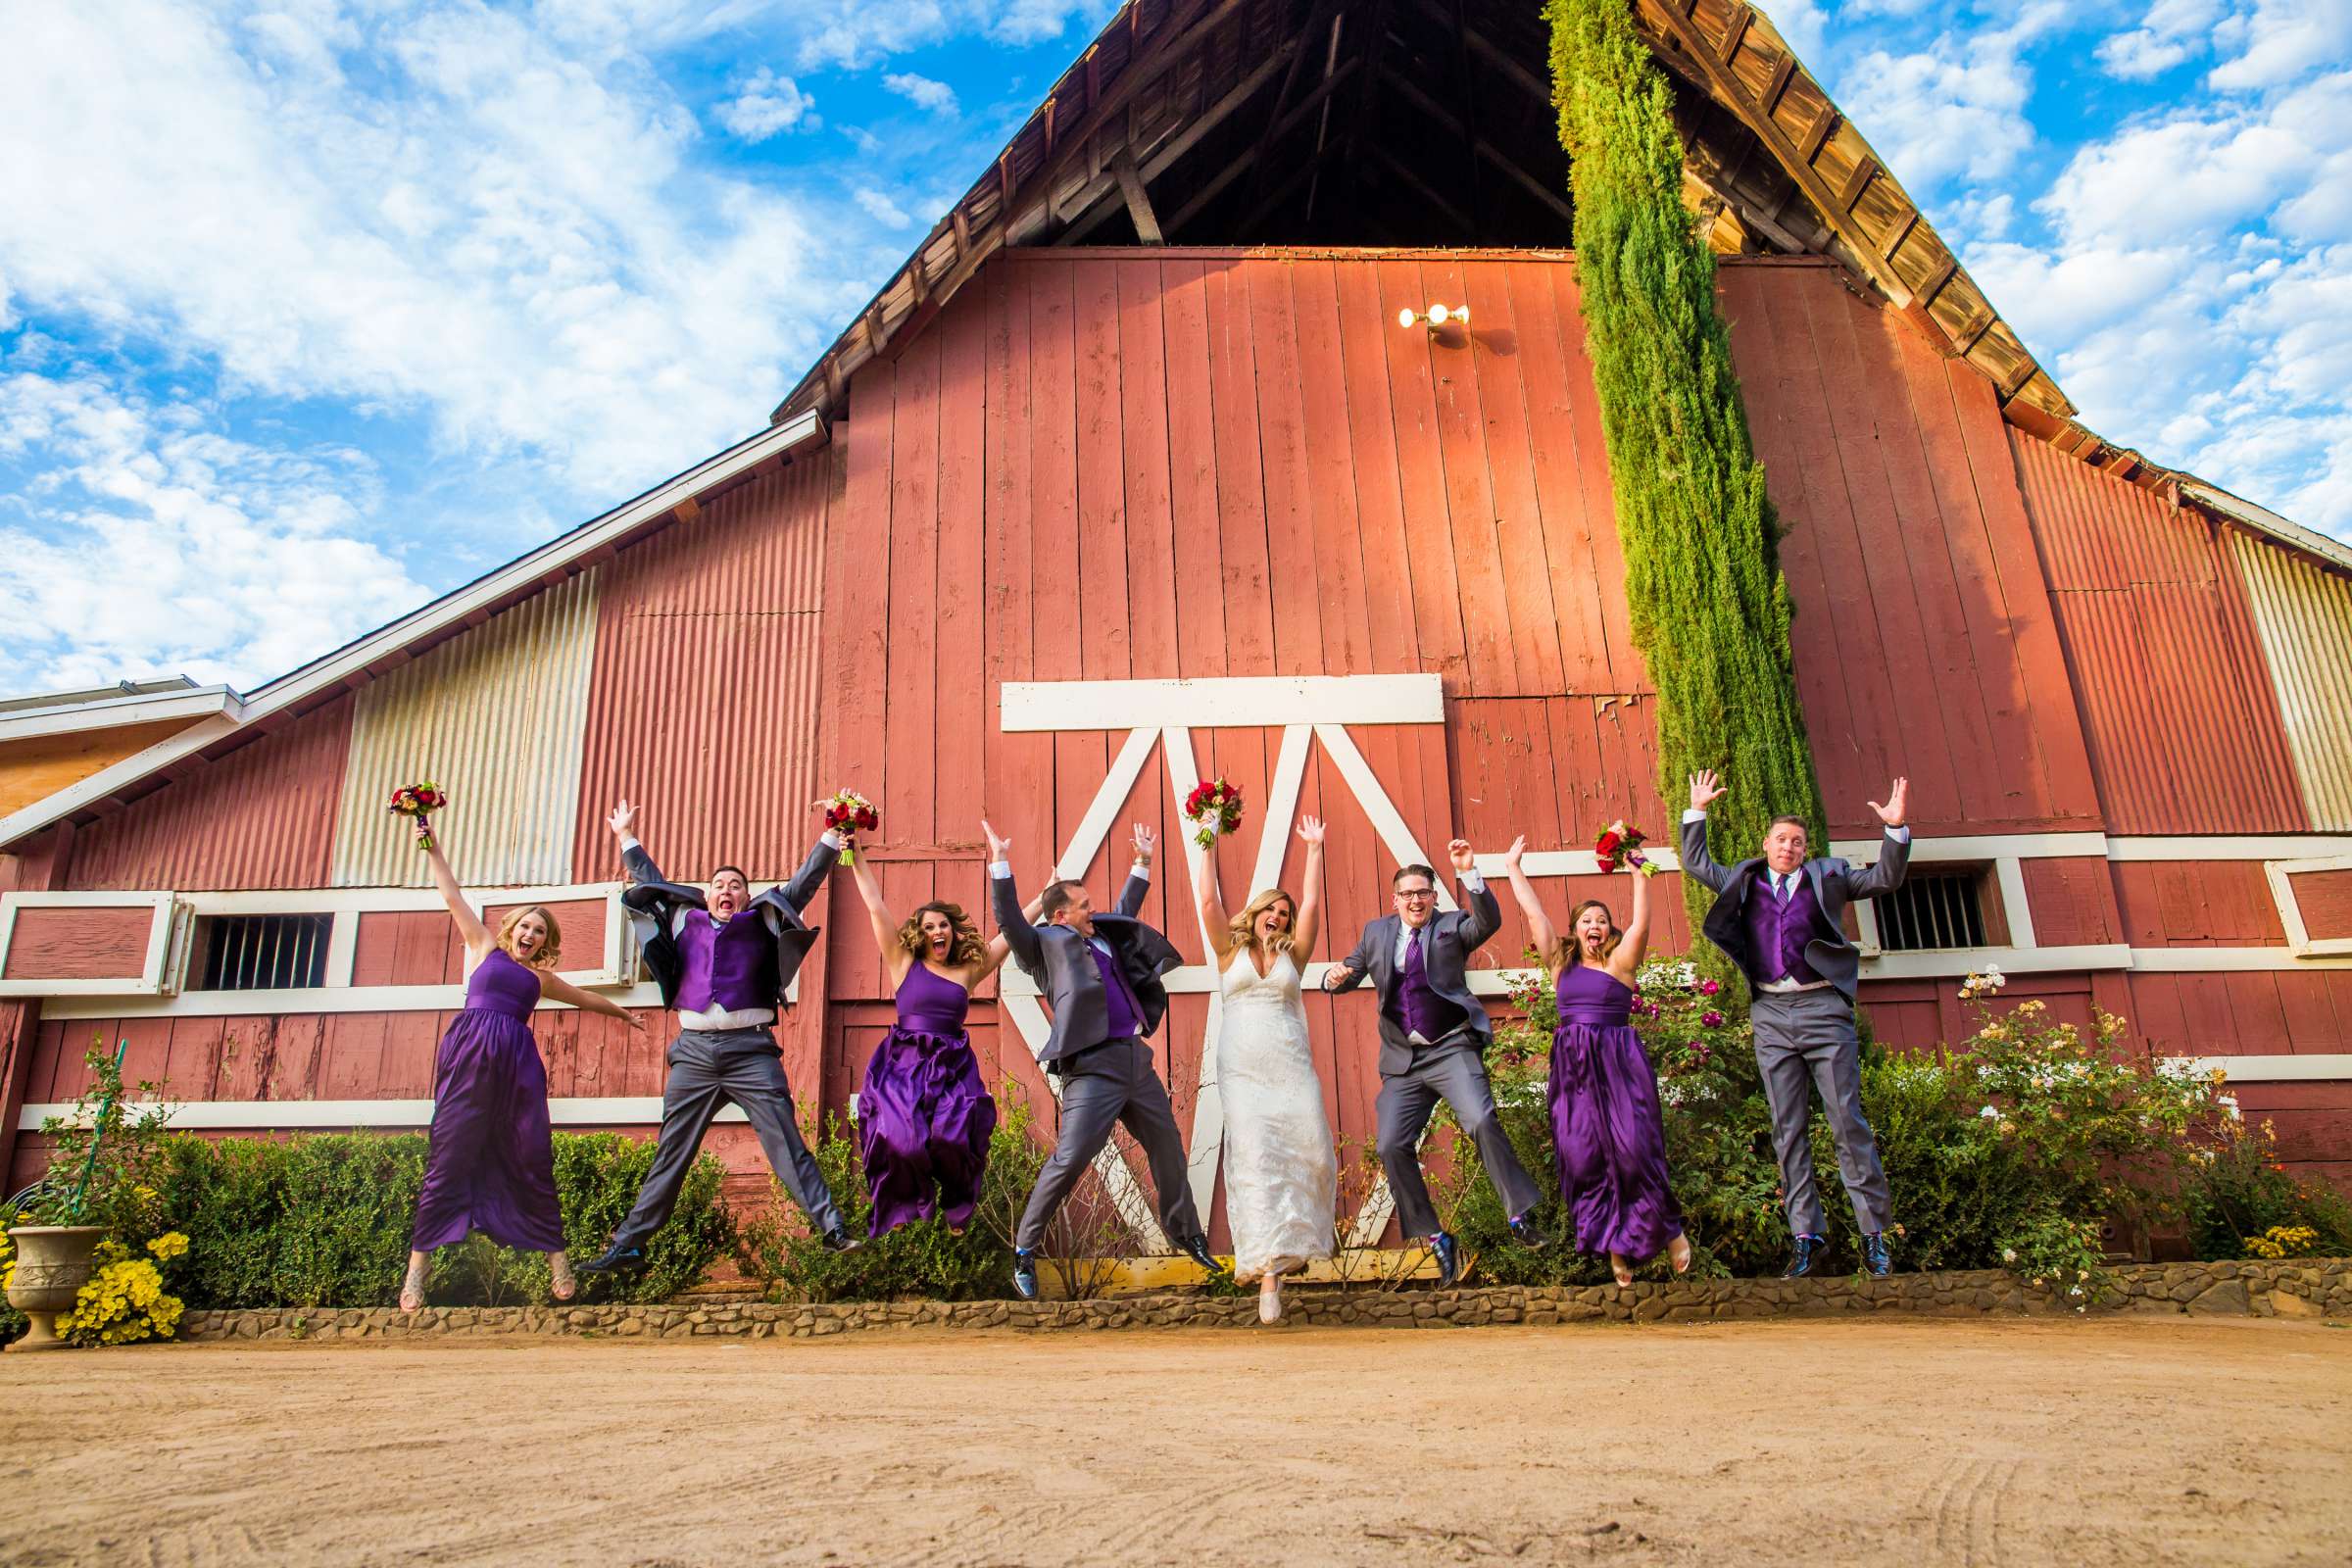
1, 0, 2346, 696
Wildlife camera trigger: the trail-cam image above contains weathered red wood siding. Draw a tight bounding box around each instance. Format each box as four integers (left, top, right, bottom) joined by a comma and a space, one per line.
1717, 260, 2101, 838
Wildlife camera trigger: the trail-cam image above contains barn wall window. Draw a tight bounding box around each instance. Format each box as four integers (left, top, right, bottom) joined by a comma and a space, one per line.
191, 913, 332, 991
1875, 869, 1993, 952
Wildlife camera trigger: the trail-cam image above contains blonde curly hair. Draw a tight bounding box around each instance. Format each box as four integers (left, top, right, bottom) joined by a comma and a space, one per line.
1228, 888, 1298, 954
497, 905, 563, 970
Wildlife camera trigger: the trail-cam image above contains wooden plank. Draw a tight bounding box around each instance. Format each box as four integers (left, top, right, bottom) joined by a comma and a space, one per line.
1550, 266, 1642, 689
935, 285, 991, 897
1287, 257, 1373, 679
1204, 260, 1279, 677
1245, 258, 1328, 678
1506, 259, 1609, 693
1945, 357, 2103, 822
1115, 258, 1182, 681
1846, 293, 2003, 827
1112, 149, 1165, 244
1801, 277, 1948, 825
885, 322, 943, 857
1884, 300, 2051, 827
1074, 257, 1132, 684
1459, 259, 1566, 696
1162, 258, 1231, 683
1377, 258, 1469, 681
821, 358, 898, 1004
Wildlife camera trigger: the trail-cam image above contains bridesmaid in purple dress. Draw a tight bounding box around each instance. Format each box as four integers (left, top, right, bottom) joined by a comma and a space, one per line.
400, 814, 647, 1312
1500, 836, 1691, 1287
838, 849, 1038, 1236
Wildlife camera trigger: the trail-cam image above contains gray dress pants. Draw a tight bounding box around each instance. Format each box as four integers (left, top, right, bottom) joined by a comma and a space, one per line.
1016, 1037, 1203, 1251
1750, 989, 1891, 1236
1375, 1040, 1543, 1240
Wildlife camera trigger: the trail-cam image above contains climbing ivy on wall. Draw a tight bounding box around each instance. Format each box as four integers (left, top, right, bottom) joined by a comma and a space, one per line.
1546, 0, 1828, 928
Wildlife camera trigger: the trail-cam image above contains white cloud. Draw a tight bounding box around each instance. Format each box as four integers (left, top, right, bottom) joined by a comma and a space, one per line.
0, 368, 426, 691
0, 1, 859, 503
1838, 43, 2035, 194
716, 66, 816, 140
2096, 0, 2221, 79
2211, 0, 2352, 90
884, 72, 959, 116
854, 186, 913, 228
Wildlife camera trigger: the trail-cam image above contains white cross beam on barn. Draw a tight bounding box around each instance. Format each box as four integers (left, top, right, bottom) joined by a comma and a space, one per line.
994, 674, 1683, 1253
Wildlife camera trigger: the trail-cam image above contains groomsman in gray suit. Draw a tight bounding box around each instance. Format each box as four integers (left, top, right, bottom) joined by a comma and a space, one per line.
985, 818, 1220, 1302
1322, 840, 1545, 1286
1680, 769, 1911, 1278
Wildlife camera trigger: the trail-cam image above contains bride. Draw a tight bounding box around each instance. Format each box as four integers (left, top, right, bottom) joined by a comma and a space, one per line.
1198, 814, 1337, 1323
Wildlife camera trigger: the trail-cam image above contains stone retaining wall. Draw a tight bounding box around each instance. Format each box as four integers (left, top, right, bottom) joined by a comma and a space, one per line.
174, 1259, 2351, 1344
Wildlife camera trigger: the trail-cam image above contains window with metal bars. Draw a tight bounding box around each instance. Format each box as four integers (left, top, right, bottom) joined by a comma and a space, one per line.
1873, 870, 1990, 952
192, 913, 332, 991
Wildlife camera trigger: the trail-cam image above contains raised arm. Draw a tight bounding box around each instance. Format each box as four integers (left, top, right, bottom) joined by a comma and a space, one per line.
984, 820, 1047, 977
1841, 777, 1913, 900
1289, 815, 1327, 960
1607, 861, 1654, 982
1451, 839, 1502, 950
1678, 771, 1737, 894
1497, 835, 1557, 972
609, 799, 665, 883
844, 854, 911, 987
420, 829, 493, 956
776, 830, 844, 915
539, 971, 650, 1032
976, 880, 1049, 982
1115, 822, 1155, 918
1195, 829, 1238, 960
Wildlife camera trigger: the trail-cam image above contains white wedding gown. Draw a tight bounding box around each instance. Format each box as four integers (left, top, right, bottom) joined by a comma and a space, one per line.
1217, 947, 1338, 1280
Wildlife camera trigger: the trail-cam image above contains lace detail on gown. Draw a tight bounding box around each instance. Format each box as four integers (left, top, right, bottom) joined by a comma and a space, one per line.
1217, 948, 1338, 1280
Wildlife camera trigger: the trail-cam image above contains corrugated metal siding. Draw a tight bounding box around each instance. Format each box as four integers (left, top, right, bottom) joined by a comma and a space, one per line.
329, 571, 601, 887
2014, 430, 2308, 834
570, 455, 829, 882
70, 696, 355, 891
2230, 529, 2352, 829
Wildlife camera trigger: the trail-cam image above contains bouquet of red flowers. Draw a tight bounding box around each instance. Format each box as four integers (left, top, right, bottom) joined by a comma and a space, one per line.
1593, 818, 1655, 876
389, 782, 449, 852
819, 789, 880, 864
1183, 777, 1245, 851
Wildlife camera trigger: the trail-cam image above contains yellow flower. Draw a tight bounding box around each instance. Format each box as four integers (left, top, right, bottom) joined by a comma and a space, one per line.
146, 1232, 188, 1261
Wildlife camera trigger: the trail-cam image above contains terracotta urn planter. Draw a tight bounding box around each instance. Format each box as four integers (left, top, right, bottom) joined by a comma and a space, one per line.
5, 1226, 106, 1351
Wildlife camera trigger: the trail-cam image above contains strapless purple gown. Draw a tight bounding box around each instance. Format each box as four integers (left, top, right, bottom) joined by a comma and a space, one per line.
410, 948, 565, 1252
1549, 963, 1683, 1259
858, 963, 998, 1236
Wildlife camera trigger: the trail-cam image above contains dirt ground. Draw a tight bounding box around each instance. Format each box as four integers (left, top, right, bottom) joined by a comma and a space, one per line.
1, 1317, 2346, 1567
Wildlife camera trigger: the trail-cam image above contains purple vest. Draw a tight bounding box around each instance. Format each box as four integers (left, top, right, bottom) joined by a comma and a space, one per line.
675, 911, 781, 1013
1384, 926, 1464, 1041
1088, 940, 1143, 1042
1743, 868, 1827, 986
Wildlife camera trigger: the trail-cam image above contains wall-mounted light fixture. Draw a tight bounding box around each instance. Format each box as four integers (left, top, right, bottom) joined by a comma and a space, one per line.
1397, 303, 1469, 331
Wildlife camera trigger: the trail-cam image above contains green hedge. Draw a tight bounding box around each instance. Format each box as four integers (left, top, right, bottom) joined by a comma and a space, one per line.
1547, 0, 1826, 935
158, 1130, 735, 1308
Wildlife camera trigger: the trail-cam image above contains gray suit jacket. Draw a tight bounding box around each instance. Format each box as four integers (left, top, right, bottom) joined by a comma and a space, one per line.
619, 837, 838, 1010
1328, 879, 1502, 1078
993, 870, 1183, 1068
1679, 814, 1910, 999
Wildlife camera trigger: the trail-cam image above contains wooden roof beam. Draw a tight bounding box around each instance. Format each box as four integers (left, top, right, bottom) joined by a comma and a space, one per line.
1379, 67, 1571, 228
1056, 46, 1302, 243
1112, 148, 1165, 243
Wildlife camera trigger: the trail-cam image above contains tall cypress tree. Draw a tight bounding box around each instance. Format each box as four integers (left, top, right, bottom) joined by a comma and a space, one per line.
1547, 0, 1827, 934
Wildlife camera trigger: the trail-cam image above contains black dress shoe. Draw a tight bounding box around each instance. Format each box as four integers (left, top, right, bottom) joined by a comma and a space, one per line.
1508, 1211, 1547, 1250
1863, 1232, 1893, 1277
577, 1243, 645, 1275
1180, 1235, 1223, 1275
1429, 1230, 1462, 1288
1012, 1248, 1040, 1301
822, 1228, 863, 1253
1781, 1234, 1828, 1279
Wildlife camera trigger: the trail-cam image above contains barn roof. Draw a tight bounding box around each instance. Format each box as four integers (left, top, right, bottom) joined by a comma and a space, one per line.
771, 0, 2078, 439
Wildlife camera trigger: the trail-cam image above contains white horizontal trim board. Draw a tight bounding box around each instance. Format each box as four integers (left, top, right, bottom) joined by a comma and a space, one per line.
2174, 1054, 2352, 1084
1001, 674, 1446, 731
1828, 832, 2107, 861
19, 1097, 701, 1132
0, 410, 826, 854
1472, 849, 1684, 877
2108, 836, 2352, 861
39, 981, 672, 1021
0, 685, 239, 742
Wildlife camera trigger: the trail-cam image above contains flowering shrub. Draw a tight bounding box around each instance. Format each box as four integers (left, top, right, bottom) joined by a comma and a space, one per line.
1438, 956, 2261, 1293
57, 1233, 188, 1346
2184, 1114, 2352, 1260
2243, 1225, 2322, 1259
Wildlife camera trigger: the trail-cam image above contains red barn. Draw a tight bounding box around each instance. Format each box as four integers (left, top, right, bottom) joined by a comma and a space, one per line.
5, 0, 2349, 1238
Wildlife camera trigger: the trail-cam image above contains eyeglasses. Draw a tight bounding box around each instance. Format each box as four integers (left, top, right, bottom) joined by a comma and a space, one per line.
1394, 888, 1436, 902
